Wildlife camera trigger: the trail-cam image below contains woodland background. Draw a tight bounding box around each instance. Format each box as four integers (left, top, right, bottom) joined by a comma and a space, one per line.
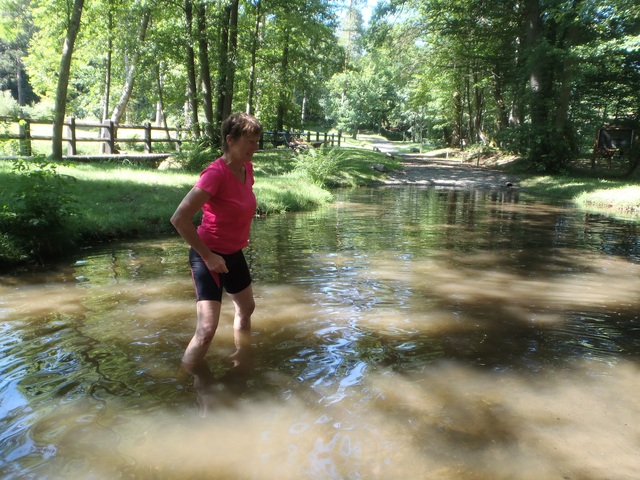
1, 0, 639, 172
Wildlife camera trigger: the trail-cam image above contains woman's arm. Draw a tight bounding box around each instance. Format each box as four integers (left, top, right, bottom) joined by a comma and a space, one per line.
170, 186, 228, 273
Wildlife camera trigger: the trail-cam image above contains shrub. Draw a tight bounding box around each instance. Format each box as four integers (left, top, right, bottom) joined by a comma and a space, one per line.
0, 157, 77, 265
0, 117, 21, 156
177, 142, 221, 173
0, 92, 21, 117
293, 146, 345, 187
23, 98, 56, 120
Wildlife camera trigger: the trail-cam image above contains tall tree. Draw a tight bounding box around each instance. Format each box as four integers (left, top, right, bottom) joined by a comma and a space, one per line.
339, 0, 365, 108
110, 6, 151, 125
245, 0, 262, 115
183, 0, 201, 138
258, 0, 340, 130
216, 0, 239, 123
0, 0, 37, 106
196, 0, 215, 141
51, 0, 84, 159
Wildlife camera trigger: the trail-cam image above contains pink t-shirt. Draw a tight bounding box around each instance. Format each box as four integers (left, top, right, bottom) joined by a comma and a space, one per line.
195, 158, 256, 254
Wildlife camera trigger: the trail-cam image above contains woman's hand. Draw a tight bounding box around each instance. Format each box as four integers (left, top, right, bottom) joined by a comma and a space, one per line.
204, 252, 228, 273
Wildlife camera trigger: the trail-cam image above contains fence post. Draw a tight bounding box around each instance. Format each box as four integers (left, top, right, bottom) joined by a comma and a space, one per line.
19, 119, 32, 156
175, 124, 182, 152
102, 120, 116, 153
66, 116, 77, 156
144, 122, 152, 153
324, 132, 328, 146
337, 131, 341, 147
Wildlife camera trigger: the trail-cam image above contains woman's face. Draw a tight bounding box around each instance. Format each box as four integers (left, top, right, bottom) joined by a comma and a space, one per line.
227, 133, 260, 162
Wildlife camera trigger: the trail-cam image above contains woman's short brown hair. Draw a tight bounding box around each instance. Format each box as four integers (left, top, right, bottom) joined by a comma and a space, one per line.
221, 113, 263, 152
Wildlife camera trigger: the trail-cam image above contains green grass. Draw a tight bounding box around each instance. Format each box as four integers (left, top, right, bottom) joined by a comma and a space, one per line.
517, 174, 639, 212
575, 185, 640, 214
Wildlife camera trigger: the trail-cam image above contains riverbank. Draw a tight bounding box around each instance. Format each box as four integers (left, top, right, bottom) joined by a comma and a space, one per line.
2, 141, 639, 268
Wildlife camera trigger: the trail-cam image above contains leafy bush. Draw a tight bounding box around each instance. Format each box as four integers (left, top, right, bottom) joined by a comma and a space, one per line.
293, 146, 345, 187
177, 142, 221, 173
0, 116, 21, 156
0, 157, 77, 265
0, 92, 21, 117
23, 98, 55, 120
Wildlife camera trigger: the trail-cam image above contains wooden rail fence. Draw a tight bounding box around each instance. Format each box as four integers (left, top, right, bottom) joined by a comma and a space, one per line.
0, 116, 184, 157
0, 116, 341, 159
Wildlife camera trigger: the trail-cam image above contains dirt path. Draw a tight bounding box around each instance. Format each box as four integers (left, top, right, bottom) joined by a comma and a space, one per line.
363, 135, 519, 190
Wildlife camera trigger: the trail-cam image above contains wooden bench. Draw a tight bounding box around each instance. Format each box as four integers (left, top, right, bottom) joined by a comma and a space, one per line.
591, 125, 635, 169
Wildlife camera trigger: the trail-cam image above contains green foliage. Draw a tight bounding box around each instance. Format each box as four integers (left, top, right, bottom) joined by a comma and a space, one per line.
177, 142, 221, 173
0, 91, 21, 116
0, 114, 20, 155
0, 156, 77, 265
0, 139, 20, 156
254, 175, 333, 214
22, 97, 55, 119
293, 146, 345, 187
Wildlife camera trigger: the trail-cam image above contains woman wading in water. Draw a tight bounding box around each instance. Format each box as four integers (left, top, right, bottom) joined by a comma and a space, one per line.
171, 113, 262, 368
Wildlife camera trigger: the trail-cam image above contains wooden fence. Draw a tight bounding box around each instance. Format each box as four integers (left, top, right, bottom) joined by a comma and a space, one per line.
261, 130, 342, 149
0, 116, 184, 157
0, 116, 341, 158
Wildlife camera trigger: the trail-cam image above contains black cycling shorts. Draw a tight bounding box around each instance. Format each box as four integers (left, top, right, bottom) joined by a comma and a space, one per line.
189, 248, 252, 302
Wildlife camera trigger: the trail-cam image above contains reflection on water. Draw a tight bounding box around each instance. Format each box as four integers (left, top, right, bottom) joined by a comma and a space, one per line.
1, 186, 640, 479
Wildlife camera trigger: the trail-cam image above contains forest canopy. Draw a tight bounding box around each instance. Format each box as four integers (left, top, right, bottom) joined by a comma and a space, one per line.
1, 0, 639, 172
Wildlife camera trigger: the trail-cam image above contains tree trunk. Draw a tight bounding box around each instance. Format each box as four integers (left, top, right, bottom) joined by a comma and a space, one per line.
452, 88, 463, 147
553, 1, 581, 154
216, 4, 231, 125
156, 64, 173, 143
51, 0, 84, 159
246, 0, 262, 115
100, 7, 113, 153
524, 0, 556, 169
473, 72, 486, 144
102, 8, 113, 122
16, 57, 26, 106
222, 0, 238, 121
110, 8, 151, 125
184, 0, 201, 138
492, 70, 509, 132
196, 1, 215, 141
276, 29, 290, 132
525, 0, 548, 130
465, 71, 474, 142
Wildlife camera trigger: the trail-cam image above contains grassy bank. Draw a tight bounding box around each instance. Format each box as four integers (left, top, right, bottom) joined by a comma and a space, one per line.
512, 171, 640, 217
0, 146, 398, 266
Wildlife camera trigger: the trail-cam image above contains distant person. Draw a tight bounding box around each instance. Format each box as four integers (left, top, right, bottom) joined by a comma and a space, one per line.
171, 112, 263, 367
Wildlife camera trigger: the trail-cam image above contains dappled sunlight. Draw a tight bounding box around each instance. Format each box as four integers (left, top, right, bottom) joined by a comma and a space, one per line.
22, 357, 638, 480
0, 281, 90, 318
364, 248, 640, 324
364, 358, 640, 479
255, 284, 322, 327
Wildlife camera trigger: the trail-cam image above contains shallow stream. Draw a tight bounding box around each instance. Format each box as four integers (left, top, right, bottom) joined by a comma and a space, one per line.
1, 186, 639, 479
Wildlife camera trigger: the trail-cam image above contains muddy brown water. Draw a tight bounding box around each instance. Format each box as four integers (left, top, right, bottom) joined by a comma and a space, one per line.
1, 186, 639, 479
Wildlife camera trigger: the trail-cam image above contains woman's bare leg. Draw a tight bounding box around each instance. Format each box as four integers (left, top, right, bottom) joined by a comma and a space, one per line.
227, 286, 255, 375
182, 299, 222, 366
229, 284, 255, 333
